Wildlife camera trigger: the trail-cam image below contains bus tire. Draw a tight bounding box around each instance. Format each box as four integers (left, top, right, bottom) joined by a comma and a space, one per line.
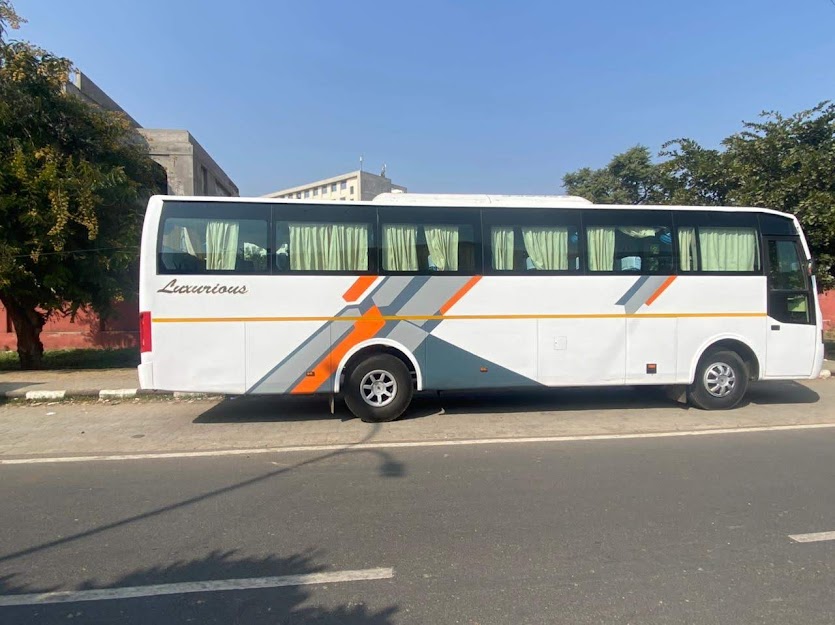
687, 350, 749, 410
344, 353, 413, 422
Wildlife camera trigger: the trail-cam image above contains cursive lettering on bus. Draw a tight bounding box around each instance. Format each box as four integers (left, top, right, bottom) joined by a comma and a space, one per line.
157, 279, 248, 295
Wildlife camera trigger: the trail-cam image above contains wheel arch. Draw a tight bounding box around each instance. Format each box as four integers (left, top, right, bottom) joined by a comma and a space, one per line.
689, 335, 762, 383
334, 339, 422, 393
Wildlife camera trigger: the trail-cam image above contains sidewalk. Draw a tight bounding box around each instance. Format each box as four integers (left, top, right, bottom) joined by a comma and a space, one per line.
0, 360, 833, 401
0, 368, 148, 400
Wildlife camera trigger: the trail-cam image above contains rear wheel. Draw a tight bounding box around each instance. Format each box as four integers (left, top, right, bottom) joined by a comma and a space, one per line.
687, 350, 749, 410
344, 353, 413, 422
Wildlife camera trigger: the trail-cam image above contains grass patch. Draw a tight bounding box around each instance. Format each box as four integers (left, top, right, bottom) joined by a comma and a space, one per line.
0, 348, 139, 371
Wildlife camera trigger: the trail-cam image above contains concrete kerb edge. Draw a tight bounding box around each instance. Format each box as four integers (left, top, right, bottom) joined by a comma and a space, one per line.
0, 389, 216, 401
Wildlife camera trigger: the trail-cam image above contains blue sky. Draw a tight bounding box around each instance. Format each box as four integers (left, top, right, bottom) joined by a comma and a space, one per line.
13, 0, 835, 196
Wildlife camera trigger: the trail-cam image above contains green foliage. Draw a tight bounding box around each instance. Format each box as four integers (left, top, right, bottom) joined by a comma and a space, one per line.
562, 146, 667, 205
0, 19, 163, 368
563, 103, 835, 290
0, 347, 139, 371
0, 0, 25, 41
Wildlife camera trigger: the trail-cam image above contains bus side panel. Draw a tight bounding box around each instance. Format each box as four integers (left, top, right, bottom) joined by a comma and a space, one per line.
153, 322, 245, 393
425, 318, 538, 390
662, 276, 767, 383
626, 318, 677, 384
246, 320, 331, 393
244, 276, 377, 394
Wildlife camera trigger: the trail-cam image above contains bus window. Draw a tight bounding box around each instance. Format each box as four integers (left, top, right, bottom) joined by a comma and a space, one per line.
381, 223, 475, 272
489, 225, 580, 271
275, 221, 371, 272
158, 214, 269, 275
699, 227, 759, 272
586, 225, 674, 273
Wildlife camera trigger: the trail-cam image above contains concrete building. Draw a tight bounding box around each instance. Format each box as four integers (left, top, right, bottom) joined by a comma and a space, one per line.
265, 170, 406, 202
65, 71, 238, 197
137, 129, 237, 197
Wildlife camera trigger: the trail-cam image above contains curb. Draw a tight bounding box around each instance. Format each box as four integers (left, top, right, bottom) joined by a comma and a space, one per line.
1, 389, 212, 401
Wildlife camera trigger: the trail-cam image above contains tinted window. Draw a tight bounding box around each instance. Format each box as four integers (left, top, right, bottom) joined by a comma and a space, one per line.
483, 209, 582, 273
768, 239, 807, 290
379, 207, 480, 274
674, 211, 762, 273
677, 226, 761, 272
158, 202, 270, 274
584, 211, 674, 274
274, 204, 375, 273
759, 214, 797, 236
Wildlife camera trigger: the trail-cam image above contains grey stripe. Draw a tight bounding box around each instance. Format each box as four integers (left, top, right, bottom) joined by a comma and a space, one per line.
621, 275, 671, 314
615, 275, 650, 306
248, 309, 358, 393
394, 276, 473, 326
383, 319, 428, 353
371, 276, 419, 310
375, 276, 428, 314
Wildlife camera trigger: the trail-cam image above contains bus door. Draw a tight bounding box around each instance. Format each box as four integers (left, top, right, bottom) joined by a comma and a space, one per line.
763, 237, 817, 377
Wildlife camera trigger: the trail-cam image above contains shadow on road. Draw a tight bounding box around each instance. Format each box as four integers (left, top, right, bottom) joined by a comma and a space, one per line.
0, 425, 404, 566
743, 380, 820, 406
0, 550, 397, 624
194, 385, 688, 424
0, 381, 42, 396
193, 380, 821, 424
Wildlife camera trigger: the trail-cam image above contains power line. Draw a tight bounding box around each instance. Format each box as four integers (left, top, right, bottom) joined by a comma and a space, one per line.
7, 246, 139, 259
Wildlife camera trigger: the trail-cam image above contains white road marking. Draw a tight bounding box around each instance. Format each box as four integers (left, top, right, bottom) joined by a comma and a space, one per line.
1, 422, 835, 465
789, 531, 835, 543
99, 389, 138, 399
24, 390, 65, 401
0, 567, 394, 606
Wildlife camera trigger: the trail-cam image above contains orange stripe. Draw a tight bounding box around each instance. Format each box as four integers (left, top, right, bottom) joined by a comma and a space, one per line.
342, 275, 377, 302
439, 275, 482, 315
644, 276, 677, 306
290, 305, 386, 394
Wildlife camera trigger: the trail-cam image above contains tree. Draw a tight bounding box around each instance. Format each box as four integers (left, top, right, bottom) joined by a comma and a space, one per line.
722, 103, 835, 290
562, 104, 835, 290
0, 0, 24, 40
562, 146, 668, 205
0, 4, 163, 368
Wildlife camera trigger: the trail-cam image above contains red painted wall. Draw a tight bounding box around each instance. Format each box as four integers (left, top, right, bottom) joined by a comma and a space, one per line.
0, 300, 138, 351
820, 290, 835, 332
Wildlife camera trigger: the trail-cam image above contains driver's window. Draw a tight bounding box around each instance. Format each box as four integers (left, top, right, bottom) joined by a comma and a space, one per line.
768, 240, 807, 291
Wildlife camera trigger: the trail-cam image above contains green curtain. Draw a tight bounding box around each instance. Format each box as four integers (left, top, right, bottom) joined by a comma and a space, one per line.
587, 227, 616, 271
383, 224, 419, 271
205, 220, 239, 270
491, 227, 515, 270
328, 224, 369, 271
290, 223, 368, 271
425, 225, 459, 271
522, 227, 568, 270
678, 227, 697, 271
700, 227, 758, 271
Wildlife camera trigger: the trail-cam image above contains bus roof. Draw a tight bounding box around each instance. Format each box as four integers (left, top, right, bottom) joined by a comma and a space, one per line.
149, 193, 796, 220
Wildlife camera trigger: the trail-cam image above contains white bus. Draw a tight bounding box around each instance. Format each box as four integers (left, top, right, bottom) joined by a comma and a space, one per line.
138, 193, 825, 421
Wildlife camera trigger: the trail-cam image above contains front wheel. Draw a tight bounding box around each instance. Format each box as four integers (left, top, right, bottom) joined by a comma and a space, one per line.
344, 354, 413, 422
687, 350, 749, 410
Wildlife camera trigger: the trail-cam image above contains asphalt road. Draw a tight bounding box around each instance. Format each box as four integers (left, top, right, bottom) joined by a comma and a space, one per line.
1, 427, 834, 624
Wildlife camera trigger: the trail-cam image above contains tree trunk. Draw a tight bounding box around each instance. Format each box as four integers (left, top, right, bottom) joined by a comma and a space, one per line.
0, 293, 46, 370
